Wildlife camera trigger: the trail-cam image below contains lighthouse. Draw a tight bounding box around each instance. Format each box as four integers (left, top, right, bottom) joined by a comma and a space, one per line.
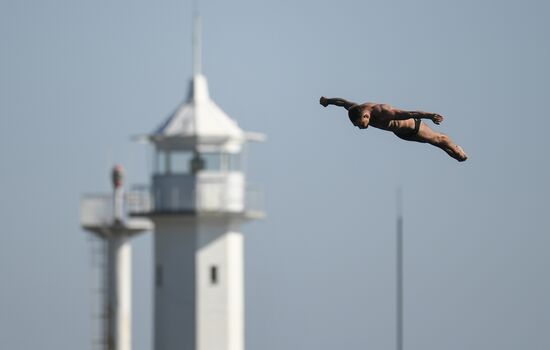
80, 165, 153, 350
130, 17, 265, 350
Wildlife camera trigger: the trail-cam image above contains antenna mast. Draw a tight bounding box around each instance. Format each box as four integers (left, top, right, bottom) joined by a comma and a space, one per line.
396, 188, 404, 350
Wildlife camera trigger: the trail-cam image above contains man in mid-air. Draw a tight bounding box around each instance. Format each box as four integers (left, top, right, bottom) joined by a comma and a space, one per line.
320, 96, 468, 162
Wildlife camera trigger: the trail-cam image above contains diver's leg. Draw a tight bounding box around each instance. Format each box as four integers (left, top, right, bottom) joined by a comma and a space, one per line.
403, 122, 468, 162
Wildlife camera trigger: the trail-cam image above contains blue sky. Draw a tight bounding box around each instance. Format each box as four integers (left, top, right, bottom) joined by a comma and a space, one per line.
1, 1, 549, 349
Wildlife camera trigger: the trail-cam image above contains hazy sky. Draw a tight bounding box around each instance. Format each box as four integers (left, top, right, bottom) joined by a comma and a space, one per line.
1, 0, 549, 349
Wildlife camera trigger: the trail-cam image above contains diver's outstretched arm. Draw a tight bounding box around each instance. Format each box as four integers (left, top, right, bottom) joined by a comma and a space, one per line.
391, 108, 444, 125
320, 96, 356, 110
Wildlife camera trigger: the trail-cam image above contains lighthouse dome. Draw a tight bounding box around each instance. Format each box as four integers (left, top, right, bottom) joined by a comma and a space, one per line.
149, 74, 245, 153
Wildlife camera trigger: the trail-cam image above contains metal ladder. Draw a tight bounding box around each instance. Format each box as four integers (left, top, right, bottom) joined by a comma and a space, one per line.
88, 234, 108, 350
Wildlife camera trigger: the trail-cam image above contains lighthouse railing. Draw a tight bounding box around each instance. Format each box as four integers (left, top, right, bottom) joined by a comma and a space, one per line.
80, 194, 114, 227
127, 181, 264, 215
81, 192, 154, 227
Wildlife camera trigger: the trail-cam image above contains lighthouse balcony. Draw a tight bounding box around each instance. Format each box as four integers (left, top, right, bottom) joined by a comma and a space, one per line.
128, 173, 264, 218
80, 193, 153, 233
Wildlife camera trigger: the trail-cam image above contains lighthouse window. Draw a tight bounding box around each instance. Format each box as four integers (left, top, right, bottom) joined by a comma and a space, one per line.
226, 153, 242, 172
155, 150, 167, 174
210, 265, 218, 285
171, 151, 193, 174
202, 153, 221, 171
156, 265, 163, 287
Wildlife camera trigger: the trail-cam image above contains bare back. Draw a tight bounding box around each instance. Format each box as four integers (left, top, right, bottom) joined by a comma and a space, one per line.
356, 103, 412, 132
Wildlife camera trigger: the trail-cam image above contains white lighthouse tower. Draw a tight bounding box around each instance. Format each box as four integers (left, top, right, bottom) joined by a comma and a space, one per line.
80, 165, 153, 350
131, 17, 265, 350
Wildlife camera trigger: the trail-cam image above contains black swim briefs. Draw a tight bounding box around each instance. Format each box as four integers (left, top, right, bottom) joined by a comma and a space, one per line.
394, 118, 421, 141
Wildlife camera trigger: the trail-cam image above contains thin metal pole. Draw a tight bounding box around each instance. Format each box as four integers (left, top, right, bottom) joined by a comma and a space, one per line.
192, 15, 202, 76
396, 188, 404, 350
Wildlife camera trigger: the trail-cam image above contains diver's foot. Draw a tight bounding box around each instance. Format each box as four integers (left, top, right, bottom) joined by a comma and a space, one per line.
319, 96, 329, 107
455, 146, 468, 162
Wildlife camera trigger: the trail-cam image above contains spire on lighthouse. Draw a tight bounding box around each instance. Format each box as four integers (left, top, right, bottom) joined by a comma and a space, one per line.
190, 14, 208, 103
193, 15, 202, 77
